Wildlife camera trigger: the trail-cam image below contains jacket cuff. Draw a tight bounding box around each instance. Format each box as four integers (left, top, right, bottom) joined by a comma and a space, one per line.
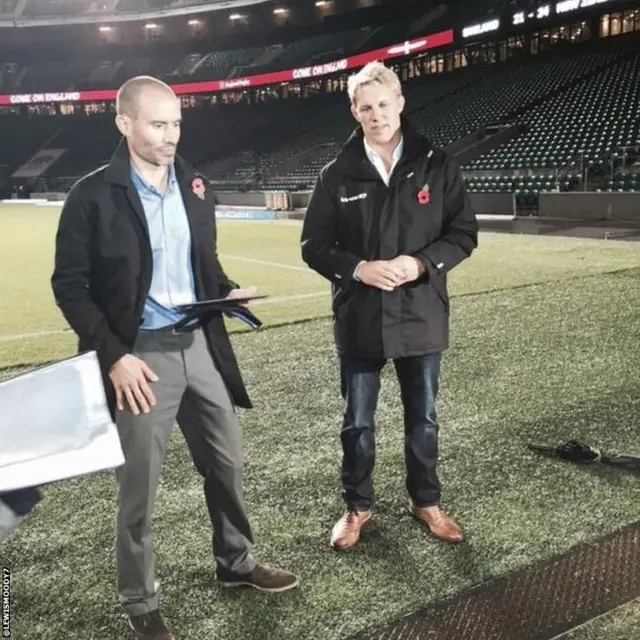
352, 260, 366, 281
340, 255, 363, 284
409, 253, 433, 282
101, 337, 131, 373
219, 278, 240, 298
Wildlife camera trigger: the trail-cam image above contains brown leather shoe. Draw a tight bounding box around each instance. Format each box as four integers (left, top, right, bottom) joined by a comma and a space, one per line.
217, 563, 299, 593
330, 509, 372, 550
409, 503, 464, 543
127, 610, 173, 640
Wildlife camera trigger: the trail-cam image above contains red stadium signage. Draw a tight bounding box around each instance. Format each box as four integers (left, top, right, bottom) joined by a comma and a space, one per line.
0, 29, 453, 106
8, 92, 82, 104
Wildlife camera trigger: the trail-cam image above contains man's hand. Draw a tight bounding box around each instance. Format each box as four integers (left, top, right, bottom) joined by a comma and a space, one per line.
387, 255, 426, 285
225, 286, 259, 306
109, 354, 158, 416
355, 261, 406, 292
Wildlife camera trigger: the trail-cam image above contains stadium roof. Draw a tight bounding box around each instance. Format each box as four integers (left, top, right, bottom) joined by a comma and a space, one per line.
0, 0, 520, 29
0, 0, 274, 28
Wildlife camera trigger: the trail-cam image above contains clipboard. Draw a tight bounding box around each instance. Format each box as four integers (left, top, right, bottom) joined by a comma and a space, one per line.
174, 294, 267, 331
175, 293, 268, 312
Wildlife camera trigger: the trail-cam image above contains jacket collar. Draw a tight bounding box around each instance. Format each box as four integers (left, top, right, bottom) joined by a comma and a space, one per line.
103, 137, 201, 239
334, 116, 433, 180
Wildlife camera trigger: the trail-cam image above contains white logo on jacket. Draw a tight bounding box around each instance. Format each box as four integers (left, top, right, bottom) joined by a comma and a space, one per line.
340, 192, 368, 203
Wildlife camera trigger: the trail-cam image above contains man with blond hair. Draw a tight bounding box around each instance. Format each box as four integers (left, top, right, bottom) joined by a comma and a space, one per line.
52, 75, 298, 640
301, 61, 478, 551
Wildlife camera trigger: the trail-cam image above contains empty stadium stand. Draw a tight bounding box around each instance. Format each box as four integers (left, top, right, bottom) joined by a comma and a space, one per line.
0, 114, 62, 174
81, 54, 189, 90
1, 12, 639, 207
607, 170, 639, 192
470, 50, 640, 171
204, 33, 639, 193
0, 29, 383, 92
249, 29, 375, 75
20, 60, 97, 92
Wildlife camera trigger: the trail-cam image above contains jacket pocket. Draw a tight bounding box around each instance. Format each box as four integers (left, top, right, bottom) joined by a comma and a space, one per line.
429, 273, 449, 314
332, 280, 357, 317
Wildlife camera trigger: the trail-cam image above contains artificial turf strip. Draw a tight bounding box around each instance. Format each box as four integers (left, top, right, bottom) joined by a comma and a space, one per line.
561, 598, 640, 640
352, 520, 640, 640
2, 269, 640, 639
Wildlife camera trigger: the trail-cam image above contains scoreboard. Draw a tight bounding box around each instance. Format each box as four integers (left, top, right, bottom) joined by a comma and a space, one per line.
462, 0, 620, 38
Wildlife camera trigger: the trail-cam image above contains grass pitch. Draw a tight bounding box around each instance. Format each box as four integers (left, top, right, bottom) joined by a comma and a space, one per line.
1, 204, 639, 639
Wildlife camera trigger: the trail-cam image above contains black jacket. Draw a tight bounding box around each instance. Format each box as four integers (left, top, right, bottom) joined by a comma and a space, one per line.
51, 139, 252, 415
301, 119, 478, 360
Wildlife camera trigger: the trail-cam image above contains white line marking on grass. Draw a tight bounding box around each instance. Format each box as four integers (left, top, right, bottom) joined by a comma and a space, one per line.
253, 291, 328, 304
0, 328, 69, 343
217, 218, 302, 226
219, 254, 311, 272
0, 293, 330, 343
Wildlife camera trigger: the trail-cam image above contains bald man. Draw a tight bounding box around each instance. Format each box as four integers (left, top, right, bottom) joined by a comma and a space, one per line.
51, 76, 298, 640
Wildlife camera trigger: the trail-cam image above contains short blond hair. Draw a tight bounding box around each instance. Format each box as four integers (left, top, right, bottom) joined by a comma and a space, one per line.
347, 61, 402, 105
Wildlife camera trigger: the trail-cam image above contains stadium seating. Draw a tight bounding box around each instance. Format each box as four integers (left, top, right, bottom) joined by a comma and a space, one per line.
1, 28, 639, 202
607, 172, 640, 192
213, 67, 490, 191
182, 47, 271, 81
463, 172, 583, 194
469, 51, 640, 171
78, 54, 188, 89
19, 60, 97, 92
0, 115, 62, 172
250, 29, 373, 74
246, 34, 640, 191
460, 40, 640, 203
414, 40, 635, 148
0, 26, 385, 93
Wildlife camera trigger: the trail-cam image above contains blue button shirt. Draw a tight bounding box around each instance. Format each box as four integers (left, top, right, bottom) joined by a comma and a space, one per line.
131, 164, 197, 330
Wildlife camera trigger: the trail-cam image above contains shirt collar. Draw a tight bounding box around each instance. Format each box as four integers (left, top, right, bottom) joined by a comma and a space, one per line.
130, 163, 177, 195
363, 135, 404, 165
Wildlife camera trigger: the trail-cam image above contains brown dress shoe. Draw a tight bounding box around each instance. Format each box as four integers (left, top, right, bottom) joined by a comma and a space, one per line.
127, 610, 173, 640
330, 509, 372, 550
409, 503, 464, 543
217, 563, 299, 593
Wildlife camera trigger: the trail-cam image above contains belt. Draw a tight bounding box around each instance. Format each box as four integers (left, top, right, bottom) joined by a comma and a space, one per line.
140, 319, 201, 336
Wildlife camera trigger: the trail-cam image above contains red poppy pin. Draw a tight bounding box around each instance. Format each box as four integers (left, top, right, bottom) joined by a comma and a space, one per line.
417, 185, 430, 205
191, 177, 206, 201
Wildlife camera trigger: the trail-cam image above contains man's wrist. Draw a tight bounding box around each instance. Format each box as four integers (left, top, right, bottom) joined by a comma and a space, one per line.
353, 260, 366, 281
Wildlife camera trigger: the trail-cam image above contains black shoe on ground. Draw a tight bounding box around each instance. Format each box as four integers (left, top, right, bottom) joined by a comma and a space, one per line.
216, 563, 299, 593
127, 609, 173, 640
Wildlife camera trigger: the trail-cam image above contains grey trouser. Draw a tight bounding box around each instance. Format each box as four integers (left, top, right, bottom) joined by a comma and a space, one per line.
114, 328, 255, 616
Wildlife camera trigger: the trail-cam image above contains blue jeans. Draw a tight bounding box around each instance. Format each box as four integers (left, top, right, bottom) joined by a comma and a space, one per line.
339, 353, 442, 511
